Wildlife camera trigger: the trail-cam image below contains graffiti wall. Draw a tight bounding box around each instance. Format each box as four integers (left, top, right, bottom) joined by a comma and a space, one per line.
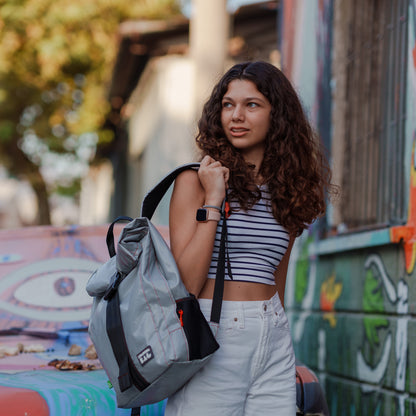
282, 0, 416, 414
0, 225, 169, 415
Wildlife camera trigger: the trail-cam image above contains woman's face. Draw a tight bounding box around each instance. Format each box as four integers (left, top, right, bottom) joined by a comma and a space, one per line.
220, 79, 271, 165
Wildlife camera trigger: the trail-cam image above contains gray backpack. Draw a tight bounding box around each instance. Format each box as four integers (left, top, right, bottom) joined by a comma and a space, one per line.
86, 163, 227, 413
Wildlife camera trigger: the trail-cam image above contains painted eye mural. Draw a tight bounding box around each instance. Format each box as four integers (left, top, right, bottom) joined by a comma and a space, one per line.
0, 226, 110, 330
0, 226, 126, 416
0, 225, 169, 416
0, 257, 100, 322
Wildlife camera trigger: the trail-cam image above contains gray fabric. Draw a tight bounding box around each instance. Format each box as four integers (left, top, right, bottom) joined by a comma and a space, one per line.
87, 217, 215, 408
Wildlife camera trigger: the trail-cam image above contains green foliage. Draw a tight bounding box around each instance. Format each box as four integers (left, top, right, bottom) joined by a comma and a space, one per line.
0, 120, 14, 143
0, 0, 180, 139
0, 0, 180, 222
54, 179, 81, 197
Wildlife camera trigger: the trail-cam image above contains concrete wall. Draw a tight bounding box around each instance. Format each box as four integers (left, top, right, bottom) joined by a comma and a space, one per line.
125, 56, 197, 225
281, 0, 416, 414
79, 162, 113, 226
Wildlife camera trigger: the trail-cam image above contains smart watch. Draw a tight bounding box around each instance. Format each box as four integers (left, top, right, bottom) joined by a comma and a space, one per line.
196, 206, 221, 222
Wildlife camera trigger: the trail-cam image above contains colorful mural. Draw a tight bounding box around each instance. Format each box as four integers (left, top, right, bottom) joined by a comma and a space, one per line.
358, 254, 409, 415
391, 134, 416, 274
282, 0, 416, 414
0, 225, 168, 415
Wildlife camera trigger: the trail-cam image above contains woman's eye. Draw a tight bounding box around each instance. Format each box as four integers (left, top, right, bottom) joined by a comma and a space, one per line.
248, 102, 258, 108
222, 102, 232, 108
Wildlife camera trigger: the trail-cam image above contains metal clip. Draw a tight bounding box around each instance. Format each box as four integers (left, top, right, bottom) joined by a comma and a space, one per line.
103, 272, 122, 301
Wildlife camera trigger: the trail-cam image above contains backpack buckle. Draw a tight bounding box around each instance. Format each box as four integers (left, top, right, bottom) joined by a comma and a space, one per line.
104, 272, 122, 301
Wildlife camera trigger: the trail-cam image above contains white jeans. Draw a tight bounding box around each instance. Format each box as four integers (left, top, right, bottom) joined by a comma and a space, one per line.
165, 291, 296, 415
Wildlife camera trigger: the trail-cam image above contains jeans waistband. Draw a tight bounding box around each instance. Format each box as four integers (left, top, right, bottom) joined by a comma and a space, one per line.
198, 290, 283, 318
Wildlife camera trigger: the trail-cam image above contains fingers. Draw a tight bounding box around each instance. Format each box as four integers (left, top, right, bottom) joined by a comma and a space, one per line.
199, 156, 229, 179
198, 156, 229, 204
200, 155, 213, 166
200, 155, 221, 168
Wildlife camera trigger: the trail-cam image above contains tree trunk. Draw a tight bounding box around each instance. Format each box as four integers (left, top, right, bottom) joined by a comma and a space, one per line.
28, 168, 51, 225
7, 138, 51, 225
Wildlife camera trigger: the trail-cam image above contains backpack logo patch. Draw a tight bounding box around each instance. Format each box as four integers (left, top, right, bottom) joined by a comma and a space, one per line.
137, 346, 154, 366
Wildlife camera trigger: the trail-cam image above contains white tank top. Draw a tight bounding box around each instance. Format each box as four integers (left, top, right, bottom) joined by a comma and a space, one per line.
207, 186, 290, 285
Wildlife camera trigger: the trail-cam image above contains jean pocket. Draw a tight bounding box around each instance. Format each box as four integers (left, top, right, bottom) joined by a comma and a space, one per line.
217, 316, 244, 342
274, 310, 290, 331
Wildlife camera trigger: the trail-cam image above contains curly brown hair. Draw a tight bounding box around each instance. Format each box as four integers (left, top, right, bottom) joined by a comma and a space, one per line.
196, 61, 333, 236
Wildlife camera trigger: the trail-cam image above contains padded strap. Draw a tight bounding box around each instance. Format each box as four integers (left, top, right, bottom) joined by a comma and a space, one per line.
141, 163, 200, 219
141, 162, 227, 324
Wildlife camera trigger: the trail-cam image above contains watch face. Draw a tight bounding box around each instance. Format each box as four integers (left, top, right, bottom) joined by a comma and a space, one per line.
196, 208, 207, 222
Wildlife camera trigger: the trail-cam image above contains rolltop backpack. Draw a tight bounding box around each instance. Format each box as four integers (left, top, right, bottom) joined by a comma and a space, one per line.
86, 163, 228, 412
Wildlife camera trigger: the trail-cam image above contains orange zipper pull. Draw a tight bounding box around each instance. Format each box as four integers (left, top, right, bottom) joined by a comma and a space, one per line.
178, 309, 184, 326
225, 201, 230, 218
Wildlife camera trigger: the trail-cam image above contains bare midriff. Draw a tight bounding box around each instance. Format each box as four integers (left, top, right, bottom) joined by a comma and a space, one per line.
198, 278, 278, 301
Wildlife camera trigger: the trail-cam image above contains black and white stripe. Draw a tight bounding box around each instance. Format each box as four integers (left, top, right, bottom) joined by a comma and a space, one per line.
207, 187, 290, 285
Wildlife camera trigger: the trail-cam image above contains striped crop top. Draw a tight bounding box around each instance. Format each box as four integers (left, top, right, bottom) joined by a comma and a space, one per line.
207, 186, 290, 285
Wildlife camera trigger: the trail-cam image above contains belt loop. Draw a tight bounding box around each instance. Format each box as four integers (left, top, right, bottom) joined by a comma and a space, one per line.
238, 304, 245, 328
271, 291, 281, 313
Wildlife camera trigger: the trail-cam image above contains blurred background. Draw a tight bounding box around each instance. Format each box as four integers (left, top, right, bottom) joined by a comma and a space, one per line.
0, 0, 280, 228
1, 0, 416, 414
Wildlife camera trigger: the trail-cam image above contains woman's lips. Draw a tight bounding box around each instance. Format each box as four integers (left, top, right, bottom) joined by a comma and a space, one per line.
230, 127, 249, 137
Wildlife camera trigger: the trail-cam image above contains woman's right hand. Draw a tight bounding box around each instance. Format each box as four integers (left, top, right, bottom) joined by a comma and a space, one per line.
170, 161, 226, 296
198, 155, 229, 206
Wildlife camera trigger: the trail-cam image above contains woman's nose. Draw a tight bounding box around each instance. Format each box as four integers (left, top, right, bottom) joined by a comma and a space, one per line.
232, 106, 244, 121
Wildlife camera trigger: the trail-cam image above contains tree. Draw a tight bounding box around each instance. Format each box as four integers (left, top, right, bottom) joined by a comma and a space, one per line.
0, 0, 180, 224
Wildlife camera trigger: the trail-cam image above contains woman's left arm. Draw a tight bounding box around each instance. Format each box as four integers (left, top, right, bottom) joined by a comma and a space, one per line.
274, 236, 295, 308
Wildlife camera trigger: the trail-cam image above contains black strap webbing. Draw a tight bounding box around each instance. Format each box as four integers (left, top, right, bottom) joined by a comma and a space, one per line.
106, 216, 134, 258
210, 210, 228, 323
141, 163, 200, 220
106, 291, 149, 392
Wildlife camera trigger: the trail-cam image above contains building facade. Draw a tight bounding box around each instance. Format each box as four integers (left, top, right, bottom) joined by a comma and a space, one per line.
282, 0, 416, 413
83, 0, 416, 412
84, 1, 281, 225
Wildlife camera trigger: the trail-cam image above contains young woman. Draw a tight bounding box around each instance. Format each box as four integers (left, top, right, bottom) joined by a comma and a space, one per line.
165, 61, 332, 415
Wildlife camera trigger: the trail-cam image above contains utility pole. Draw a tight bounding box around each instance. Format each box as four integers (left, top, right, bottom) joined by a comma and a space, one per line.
190, 0, 229, 118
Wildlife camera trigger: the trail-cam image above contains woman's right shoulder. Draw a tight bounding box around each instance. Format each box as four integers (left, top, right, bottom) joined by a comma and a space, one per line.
172, 168, 204, 203
175, 168, 202, 190
176, 168, 200, 184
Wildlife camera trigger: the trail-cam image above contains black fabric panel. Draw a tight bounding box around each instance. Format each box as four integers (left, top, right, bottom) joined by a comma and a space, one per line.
176, 295, 219, 360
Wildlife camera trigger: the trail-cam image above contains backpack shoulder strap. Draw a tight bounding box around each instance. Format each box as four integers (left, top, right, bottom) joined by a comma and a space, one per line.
140, 163, 200, 219
140, 161, 227, 324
